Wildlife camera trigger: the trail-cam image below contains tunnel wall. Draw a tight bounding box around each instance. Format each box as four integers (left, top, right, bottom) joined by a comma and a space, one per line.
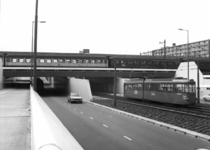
68, 78, 93, 102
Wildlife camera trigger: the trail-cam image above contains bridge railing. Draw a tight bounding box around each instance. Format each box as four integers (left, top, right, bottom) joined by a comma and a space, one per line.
30, 86, 84, 150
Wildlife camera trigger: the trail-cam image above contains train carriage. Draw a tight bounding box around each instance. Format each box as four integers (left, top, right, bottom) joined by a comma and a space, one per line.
109, 56, 180, 69
124, 78, 196, 105
5, 53, 109, 68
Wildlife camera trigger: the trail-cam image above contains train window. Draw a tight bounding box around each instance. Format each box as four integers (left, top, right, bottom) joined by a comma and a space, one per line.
141, 61, 146, 64
40, 59, 45, 63
72, 59, 77, 63
154, 61, 159, 64
134, 60, 139, 64
175, 84, 183, 92
47, 59, 51, 63
53, 59, 57, 63
96, 59, 101, 63
58, 59, 64, 63
148, 61, 152, 64
78, 59, 82, 63
65, 59, 70, 63
128, 61, 133, 64
26, 59, 31, 63
19, 58, 24, 63
12, 58, 17, 63
116, 60, 119, 64
91, 60, 95, 64
85, 60, 90, 63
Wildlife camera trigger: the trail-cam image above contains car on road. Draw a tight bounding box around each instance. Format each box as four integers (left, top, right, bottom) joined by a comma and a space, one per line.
67, 93, 83, 103
203, 94, 210, 101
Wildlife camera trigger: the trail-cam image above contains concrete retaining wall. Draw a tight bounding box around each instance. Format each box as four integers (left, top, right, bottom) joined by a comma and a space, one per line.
68, 78, 93, 102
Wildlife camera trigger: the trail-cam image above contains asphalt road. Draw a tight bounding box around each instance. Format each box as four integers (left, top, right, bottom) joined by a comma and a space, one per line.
42, 96, 210, 150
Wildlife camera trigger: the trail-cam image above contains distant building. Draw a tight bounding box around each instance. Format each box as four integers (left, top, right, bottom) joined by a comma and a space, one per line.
142, 39, 210, 58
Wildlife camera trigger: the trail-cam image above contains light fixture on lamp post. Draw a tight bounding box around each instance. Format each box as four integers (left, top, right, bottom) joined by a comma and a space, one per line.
179, 28, 189, 79
31, 21, 46, 85
159, 40, 166, 69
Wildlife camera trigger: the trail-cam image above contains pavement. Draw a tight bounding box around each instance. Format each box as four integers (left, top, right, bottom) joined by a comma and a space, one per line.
0, 88, 30, 150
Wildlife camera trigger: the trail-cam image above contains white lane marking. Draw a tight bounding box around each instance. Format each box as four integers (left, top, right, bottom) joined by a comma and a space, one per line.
81, 112, 83, 114
90, 117, 94, 120
103, 124, 108, 128
123, 136, 132, 141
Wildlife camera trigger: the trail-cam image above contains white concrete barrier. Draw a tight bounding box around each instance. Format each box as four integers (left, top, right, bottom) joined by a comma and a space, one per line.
30, 86, 84, 150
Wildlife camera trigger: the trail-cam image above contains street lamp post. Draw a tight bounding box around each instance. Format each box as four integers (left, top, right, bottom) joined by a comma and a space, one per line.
113, 58, 117, 107
31, 21, 46, 85
179, 28, 189, 79
197, 55, 200, 104
159, 40, 166, 69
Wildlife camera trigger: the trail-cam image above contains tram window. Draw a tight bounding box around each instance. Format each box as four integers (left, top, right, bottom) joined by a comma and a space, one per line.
40, 59, 45, 63
53, 59, 58, 63
58, 59, 63, 63
72, 59, 77, 63
125, 85, 128, 91
150, 84, 156, 91
168, 84, 174, 92
134, 60, 139, 64
189, 84, 195, 93
184, 85, 189, 93
137, 84, 142, 90
12, 58, 17, 63
65, 59, 70, 63
19, 58, 24, 63
175, 84, 183, 92
26, 59, 31, 63
115, 60, 119, 64
97, 59, 101, 63
47, 59, 51, 63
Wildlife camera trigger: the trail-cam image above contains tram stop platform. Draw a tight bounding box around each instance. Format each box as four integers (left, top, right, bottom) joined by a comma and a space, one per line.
0, 89, 30, 150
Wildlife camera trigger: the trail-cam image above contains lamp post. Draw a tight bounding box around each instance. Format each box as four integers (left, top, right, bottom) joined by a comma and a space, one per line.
159, 40, 166, 69
179, 28, 189, 79
197, 54, 200, 104
113, 58, 117, 107
31, 21, 46, 85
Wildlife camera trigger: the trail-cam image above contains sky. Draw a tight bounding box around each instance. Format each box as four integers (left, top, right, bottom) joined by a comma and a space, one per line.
0, 0, 210, 55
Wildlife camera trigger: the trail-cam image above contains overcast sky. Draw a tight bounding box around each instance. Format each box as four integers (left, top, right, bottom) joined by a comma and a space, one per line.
0, 0, 210, 55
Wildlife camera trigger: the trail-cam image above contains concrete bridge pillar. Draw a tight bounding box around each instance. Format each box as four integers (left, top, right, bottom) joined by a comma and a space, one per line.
0, 58, 3, 89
